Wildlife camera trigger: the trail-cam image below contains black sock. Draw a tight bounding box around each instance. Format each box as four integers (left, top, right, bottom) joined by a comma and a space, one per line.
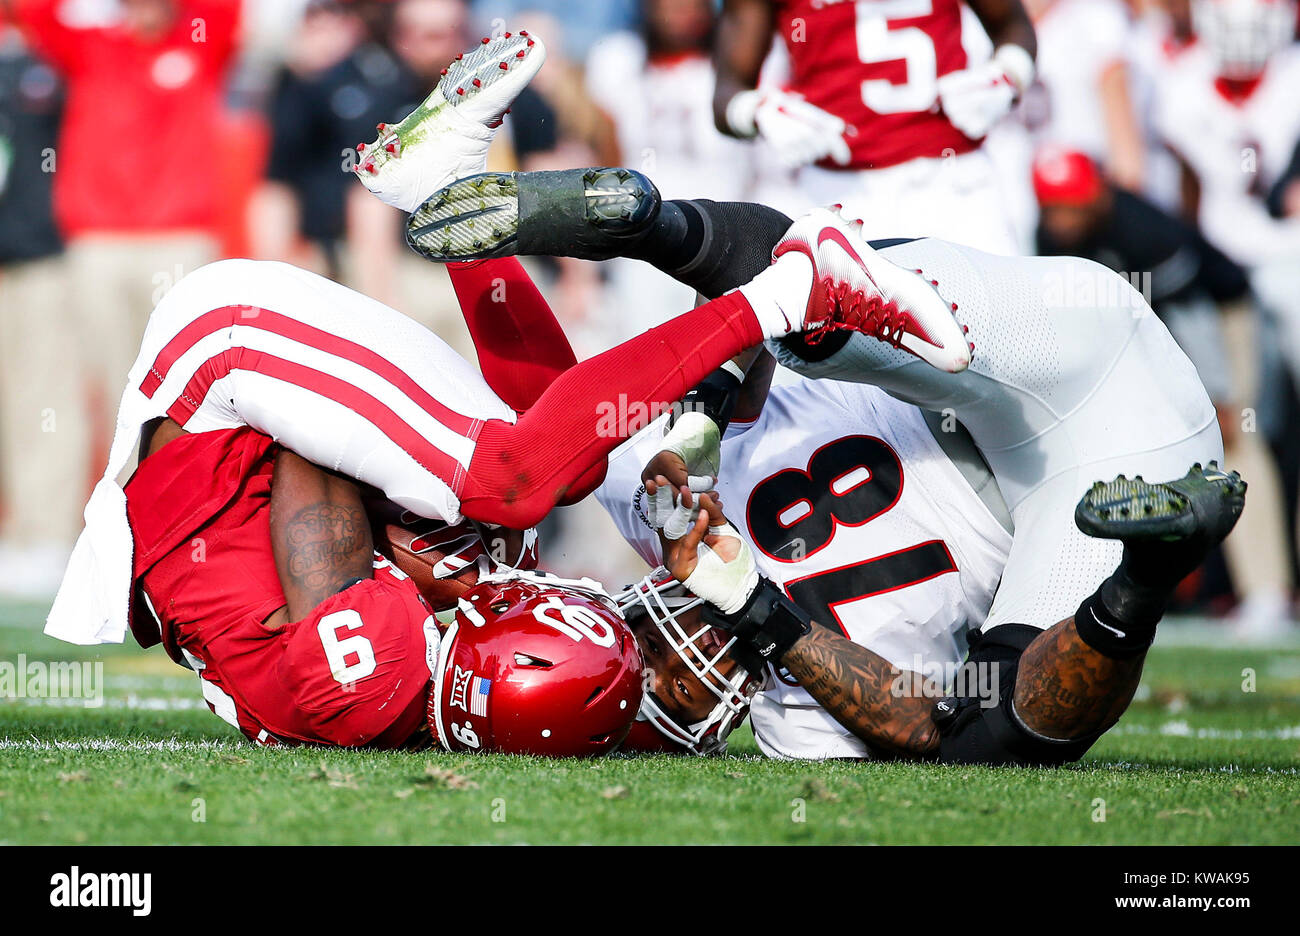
619, 200, 703, 275
1074, 569, 1167, 659
626, 200, 793, 299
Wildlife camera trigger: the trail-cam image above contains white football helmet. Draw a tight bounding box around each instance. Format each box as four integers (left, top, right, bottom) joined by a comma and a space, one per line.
1192, 0, 1297, 79
615, 569, 765, 755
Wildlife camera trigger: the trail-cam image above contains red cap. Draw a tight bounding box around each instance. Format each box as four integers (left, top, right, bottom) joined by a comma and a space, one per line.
1032, 146, 1105, 206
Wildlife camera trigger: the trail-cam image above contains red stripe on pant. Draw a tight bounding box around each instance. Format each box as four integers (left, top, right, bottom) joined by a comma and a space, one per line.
460, 291, 764, 529
141, 306, 476, 437
165, 348, 469, 488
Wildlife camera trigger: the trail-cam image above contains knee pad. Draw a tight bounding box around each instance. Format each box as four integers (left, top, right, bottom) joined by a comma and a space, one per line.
933, 624, 1101, 766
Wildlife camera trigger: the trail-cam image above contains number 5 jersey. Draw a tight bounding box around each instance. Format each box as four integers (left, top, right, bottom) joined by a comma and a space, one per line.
597, 376, 1012, 760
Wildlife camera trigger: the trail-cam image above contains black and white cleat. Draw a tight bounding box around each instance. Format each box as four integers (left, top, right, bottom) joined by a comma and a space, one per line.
405, 166, 661, 262
1074, 461, 1246, 545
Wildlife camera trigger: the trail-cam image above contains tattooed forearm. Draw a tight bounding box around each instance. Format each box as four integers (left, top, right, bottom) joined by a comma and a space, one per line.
781, 625, 940, 758
1014, 617, 1146, 740
282, 502, 372, 605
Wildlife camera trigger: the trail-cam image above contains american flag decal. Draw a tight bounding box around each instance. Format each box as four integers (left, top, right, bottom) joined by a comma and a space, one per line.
470, 676, 491, 717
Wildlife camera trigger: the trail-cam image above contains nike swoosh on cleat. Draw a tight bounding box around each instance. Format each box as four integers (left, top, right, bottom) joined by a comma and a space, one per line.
1090, 605, 1126, 640
816, 226, 883, 293
409, 203, 506, 238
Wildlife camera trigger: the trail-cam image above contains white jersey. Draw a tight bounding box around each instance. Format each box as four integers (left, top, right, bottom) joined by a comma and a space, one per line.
1026, 0, 1133, 161
585, 34, 762, 339
1153, 43, 1300, 266
597, 377, 1012, 760
585, 33, 757, 203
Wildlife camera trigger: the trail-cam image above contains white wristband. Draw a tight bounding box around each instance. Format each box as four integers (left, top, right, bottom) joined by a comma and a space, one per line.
993, 44, 1035, 94
725, 90, 762, 138
660, 410, 721, 485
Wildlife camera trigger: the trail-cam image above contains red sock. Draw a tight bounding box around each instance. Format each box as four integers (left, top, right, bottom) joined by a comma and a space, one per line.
448, 259, 576, 412
460, 291, 763, 528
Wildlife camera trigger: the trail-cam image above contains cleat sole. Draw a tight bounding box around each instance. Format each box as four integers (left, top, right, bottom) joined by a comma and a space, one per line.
406, 173, 520, 260
406, 167, 661, 263
1074, 461, 1246, 543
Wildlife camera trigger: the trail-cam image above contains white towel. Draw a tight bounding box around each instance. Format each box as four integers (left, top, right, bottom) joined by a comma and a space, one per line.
45, 383, 163, 646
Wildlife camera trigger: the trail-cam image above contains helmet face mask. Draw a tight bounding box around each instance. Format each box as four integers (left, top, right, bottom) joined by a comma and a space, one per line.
616, 570, 764, 755
429, 570, 644, 757
1192, 0, 1297, 80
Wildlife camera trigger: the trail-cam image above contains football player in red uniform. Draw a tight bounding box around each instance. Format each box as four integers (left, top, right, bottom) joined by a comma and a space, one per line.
126, 416, 643, 754
713, 0, 1037, 252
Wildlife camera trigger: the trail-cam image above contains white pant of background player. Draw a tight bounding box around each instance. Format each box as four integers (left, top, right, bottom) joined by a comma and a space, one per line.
774, 238, 1223, 632
793, 148, 1025, 257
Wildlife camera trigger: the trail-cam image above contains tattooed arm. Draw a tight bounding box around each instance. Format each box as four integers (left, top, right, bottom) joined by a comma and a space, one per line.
269, 450, 374, 622
660, 488, 940, 758
780, 626, 940, 759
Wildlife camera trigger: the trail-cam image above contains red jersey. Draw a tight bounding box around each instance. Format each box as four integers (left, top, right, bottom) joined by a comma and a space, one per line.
13, 0, 239, 237
773, 0, 979, 169
125, 427, 438, 748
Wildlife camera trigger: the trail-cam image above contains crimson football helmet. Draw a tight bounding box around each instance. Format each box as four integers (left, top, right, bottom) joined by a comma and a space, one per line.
1192, 0, 1297, 79
616, 569, 765, 756
428, 571, 644, 756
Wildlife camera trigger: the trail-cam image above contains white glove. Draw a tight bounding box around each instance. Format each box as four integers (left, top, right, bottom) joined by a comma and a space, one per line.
660, 411, 720, 490
727, 89, 852, 170
682, 522, 760, 616
642, 411, 720, 533
936, 44, 1034, 141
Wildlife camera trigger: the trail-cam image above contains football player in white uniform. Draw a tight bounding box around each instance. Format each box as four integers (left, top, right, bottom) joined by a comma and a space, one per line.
410, 168, 1245, 764
629, 223, 1243, 764
602, 359, 1014, 757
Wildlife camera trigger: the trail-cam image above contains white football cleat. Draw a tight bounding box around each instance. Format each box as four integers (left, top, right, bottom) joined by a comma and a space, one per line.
772, 207, 972, 373
353, 31, 546, 212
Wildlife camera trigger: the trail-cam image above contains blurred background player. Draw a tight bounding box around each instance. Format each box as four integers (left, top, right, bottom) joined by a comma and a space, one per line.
5, 0, 240, 461
1032, 144, 1291, 636
1148, 0, 1300, 634
1023, 0, 1147, 192
586, 0, 760, 335
0, 9, 87, 596
712, 0, 1037, 253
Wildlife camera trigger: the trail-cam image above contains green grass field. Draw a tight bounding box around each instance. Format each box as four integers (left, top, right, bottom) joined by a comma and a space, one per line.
1, 598, 1298, 845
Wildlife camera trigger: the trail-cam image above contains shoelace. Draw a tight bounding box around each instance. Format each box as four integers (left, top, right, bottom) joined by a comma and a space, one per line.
807, 277, 905, 347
